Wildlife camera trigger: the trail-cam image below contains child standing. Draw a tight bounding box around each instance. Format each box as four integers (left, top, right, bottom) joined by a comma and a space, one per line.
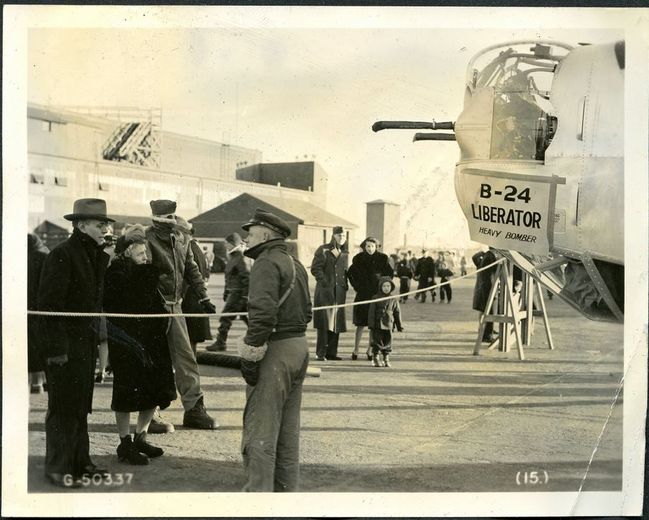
437, 262, 454, 304
367, 276, 404, 367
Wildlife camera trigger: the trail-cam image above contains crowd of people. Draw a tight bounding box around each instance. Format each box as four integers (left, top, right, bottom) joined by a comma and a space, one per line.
28, 196, 492, 492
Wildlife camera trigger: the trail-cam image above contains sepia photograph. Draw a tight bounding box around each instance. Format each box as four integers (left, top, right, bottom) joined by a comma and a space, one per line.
3, 5, 648, 517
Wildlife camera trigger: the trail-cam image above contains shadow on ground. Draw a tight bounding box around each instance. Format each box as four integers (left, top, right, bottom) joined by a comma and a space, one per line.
28, 455, 621, 493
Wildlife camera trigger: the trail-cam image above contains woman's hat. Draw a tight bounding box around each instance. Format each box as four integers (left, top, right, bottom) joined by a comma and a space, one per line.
175, 216, 192, 233
225, 232, 243, 246
64, 198, 114, 222
114, 224, 147, 255
332, 226, 344, 235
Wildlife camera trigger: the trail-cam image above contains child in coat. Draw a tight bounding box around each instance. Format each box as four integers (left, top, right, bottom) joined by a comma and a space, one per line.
367, 276, 403, 367
437, 262, 454, 304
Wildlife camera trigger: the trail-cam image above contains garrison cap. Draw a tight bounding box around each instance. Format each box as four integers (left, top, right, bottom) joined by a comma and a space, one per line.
242, 208, 291, 238
150, 199, 177, 216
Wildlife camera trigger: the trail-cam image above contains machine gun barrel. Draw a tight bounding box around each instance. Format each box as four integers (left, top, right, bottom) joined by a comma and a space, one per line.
372, 120, 455, 132
413, 132, 456, 142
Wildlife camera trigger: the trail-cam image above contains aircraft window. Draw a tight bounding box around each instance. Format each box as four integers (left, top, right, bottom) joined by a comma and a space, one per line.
490, 91, 545, 160
465, 42, 570, 162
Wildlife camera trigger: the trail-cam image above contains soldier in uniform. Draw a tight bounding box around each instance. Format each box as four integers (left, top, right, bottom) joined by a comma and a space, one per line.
237, 209, 312, 492
207, 232, 250, 352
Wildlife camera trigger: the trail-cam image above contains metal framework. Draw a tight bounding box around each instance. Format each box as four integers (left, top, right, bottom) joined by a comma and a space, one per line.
55, 106, 162, 169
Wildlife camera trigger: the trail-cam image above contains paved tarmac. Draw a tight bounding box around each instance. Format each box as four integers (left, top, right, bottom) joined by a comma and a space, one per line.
28, 272, 624, 494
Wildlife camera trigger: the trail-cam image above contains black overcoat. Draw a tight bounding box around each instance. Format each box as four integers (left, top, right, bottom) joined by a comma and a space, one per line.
28, 236, 49, 372
182, 239, 213, 343
472, 250, 498, 311
37, 229, 110, 414
104, 257, 177, 412
415, 256, 436, 280
347, 251, 393, 326
311, 240, 348, 332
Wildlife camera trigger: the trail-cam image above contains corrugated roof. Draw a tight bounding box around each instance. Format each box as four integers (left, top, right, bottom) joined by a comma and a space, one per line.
252, 193, 357, 229
189, 192, 357, 240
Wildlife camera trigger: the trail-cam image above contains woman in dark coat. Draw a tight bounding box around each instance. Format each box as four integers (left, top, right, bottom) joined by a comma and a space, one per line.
347, 237, 393, 360
472, 248, 499, 341
104, 224, 177, 465
311, 226, 348, 360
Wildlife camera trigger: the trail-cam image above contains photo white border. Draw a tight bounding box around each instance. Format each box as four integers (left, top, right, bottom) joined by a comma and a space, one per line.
3, 5, 647, 517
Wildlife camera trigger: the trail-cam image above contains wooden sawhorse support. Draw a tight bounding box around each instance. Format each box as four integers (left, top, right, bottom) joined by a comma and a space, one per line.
520, 270, 554, 350
473, 260, 554, 360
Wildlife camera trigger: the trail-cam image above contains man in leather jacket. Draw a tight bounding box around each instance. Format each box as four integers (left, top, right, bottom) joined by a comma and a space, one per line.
145, 200, 217, 430
237, 208, 312, 492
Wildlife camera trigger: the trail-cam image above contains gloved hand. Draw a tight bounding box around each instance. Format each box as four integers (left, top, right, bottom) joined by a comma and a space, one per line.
397, 326, 404, 333
222, 289, 230, 302
47, 354, 68, 366
240, 359, 261, 386
200, 298, 217, 314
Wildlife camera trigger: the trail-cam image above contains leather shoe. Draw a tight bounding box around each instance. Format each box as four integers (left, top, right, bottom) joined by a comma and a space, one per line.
351, 353, 358, 360
328, 356, 343, 360
315, 356, 326, 361
46, 472, 82, 488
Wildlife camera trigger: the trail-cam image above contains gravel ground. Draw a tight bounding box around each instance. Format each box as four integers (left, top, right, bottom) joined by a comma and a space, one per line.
28, 273, 624, 494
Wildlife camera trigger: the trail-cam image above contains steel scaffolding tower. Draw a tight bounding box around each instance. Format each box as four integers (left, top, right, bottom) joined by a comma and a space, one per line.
55, 106, 162, 169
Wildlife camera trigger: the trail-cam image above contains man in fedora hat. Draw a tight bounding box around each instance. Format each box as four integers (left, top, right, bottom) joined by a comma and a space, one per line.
310, 226, 348, 361
238, 208, 312, 491
37, 198, 114, 488
207, 231, 249, 352
145, 200, 218, 431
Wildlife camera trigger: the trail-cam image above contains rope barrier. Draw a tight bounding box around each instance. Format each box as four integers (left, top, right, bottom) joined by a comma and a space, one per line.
27, 258, 505, 319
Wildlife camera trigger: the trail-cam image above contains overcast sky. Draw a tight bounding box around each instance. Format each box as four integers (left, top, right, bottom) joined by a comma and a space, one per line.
28, 24, 621, 247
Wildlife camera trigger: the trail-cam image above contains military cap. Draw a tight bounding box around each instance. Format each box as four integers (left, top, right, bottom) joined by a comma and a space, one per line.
242, 208, 291, 238
150, 199, 177, 216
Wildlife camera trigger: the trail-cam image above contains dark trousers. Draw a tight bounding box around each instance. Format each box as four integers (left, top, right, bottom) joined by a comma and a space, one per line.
217, 293, 249, 341
440, 283, 452, 303
482, 321, 494, 341
417, 279, 435, 302
44, 359, 94, 476
315, 329, 340, 358
370, 329, 392, 354
399, 277, 411, 301
242, 336, 309, 491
